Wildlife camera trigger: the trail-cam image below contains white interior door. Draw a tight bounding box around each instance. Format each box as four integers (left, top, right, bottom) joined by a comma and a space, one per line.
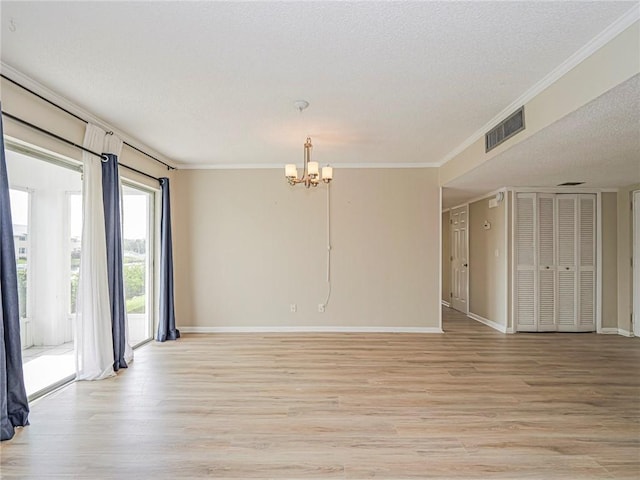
450, 206, 468, 313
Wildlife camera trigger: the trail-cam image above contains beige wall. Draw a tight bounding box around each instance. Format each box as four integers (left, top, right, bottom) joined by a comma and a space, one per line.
440, 22, 640, 187
441, 210, 450, 304
468, 194, 507, 326
617, 184, 640, 332
172, 168, 442, 330
601, 192, 618, 329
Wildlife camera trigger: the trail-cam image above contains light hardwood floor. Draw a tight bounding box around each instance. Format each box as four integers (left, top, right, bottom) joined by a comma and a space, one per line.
2, 308, 639, 479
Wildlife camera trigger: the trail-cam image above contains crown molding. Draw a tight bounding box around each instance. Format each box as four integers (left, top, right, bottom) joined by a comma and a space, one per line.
331, 162, 440, 169
437, 6, 640, 167
1, 62, 177, 168
175, 161, 440, 170
175, 163, 284, 170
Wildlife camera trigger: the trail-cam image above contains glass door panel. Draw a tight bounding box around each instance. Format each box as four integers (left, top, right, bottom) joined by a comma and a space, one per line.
122, 184, 154, 346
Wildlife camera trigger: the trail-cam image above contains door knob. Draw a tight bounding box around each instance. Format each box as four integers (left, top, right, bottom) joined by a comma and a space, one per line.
463, 263, 468, 267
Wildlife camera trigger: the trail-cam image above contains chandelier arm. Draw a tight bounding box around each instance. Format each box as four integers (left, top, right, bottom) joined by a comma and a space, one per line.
304, 139, 310, 178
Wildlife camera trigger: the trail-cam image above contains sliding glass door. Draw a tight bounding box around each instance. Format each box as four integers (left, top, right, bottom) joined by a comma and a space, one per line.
122, 183, 154, 347
6, 147, 81, 398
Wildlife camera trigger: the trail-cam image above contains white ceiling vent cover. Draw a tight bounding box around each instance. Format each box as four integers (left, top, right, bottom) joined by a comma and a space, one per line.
485, 106, 525, 152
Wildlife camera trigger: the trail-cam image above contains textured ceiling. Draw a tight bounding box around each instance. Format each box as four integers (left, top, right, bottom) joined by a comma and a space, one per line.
443, 74, 640, 209
0, 1, 636, 171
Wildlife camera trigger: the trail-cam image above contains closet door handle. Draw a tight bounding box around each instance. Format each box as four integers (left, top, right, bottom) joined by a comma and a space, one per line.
463, 263, 468, 267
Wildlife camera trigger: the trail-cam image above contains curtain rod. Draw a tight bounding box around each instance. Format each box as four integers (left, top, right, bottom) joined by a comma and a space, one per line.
119, 163, 160, 182
2, 111, 106, 160
2, 110, 161, 183
0, 73, 175, 171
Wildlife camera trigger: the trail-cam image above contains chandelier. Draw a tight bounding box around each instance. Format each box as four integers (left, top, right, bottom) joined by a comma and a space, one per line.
284, 100, 333, 188
285, 137, 333, 188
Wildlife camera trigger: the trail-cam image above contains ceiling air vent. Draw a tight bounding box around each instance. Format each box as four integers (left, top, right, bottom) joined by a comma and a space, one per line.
485, 106, 525, 152
557, 182, 584, 186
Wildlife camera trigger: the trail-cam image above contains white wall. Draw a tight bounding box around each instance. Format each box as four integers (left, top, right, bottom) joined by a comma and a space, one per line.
173, 168, 442, 331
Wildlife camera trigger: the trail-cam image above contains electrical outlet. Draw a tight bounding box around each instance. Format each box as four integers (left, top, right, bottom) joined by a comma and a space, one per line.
290, 304, 297, 313
318, 304, 325, 313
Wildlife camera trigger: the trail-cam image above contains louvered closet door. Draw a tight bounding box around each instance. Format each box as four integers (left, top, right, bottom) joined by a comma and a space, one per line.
537, 194, 556, 331
577, 195, 596, 331
556, 195, 578, 331
515, 193, 537, 332
514, 192, 596, 333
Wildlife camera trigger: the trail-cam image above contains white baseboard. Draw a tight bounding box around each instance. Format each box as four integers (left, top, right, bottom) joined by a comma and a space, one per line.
441, 300, 450, 307
600, 328, 619, 334
180, 326, 443, 334
600, 327, 635, 337
467, 312, 508, 333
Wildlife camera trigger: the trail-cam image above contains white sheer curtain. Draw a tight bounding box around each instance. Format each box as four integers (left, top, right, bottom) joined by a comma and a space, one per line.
103, 134, 133, 366
75, 124, 114, 380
